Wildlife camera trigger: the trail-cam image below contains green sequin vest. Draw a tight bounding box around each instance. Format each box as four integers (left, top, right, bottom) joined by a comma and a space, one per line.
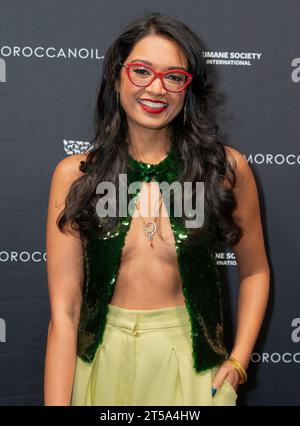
77, 142, 229, 373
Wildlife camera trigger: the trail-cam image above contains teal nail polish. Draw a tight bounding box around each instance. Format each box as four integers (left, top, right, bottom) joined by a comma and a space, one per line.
211, 387, 217, 397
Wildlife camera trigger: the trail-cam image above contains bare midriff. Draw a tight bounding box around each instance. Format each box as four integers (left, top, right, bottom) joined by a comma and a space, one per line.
109, 181, 186, 310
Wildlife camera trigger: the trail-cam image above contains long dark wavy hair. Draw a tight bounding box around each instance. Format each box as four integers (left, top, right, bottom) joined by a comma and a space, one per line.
57, 11, 243, 247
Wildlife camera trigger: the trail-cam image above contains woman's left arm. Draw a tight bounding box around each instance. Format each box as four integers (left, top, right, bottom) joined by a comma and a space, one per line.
212, 146, 270, 393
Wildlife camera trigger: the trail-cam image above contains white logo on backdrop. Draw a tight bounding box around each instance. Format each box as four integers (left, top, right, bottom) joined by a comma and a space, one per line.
245, 153, 300, 165
291, 58, 300, 83
203, 51, 262, 66
251, 352, 300, 363
215, 251, 237, 266
0, 45, 103, 60
251, 318, 300, 364
0, 251, 46, 262
0, 58, 6, 82
0, 318, 6, 343
63, 139, 93, 155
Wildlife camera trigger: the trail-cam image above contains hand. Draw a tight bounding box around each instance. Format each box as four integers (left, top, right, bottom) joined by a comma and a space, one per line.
211, 360, 240, 397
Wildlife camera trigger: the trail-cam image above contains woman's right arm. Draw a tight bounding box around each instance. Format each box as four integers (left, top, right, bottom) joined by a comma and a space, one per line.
44, 155, 86, 406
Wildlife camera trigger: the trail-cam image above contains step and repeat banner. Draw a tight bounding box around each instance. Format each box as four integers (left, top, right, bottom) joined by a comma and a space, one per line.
0, 0, 299, 406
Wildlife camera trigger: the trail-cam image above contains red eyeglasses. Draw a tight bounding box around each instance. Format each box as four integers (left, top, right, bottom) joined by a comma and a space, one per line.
121, 61, 193, 93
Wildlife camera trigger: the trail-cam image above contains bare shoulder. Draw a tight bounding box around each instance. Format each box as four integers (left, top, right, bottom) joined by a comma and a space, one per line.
52, 153, 88, 184
223, 145, 254, 190
224, 145, 246, 169
48, 153, 88, 218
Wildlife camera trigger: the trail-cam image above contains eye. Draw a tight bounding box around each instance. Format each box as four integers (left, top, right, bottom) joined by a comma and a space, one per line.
167, 74, 184, 81
165, 72, 186, 85
132, 66, 151, 77
135, 69, 149, 75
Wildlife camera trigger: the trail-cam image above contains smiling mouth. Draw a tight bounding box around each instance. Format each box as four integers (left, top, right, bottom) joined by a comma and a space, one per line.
138, 99, 168, 113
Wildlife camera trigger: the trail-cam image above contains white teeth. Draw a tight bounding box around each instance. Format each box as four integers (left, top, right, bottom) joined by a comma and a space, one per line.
139, 100, 168, 108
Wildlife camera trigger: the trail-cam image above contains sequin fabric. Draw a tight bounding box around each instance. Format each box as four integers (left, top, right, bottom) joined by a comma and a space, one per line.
77, 141, 229, 373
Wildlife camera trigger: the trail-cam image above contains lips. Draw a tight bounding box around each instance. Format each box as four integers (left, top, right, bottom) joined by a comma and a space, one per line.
138, 102, 168, 114
137, 98, 169, 114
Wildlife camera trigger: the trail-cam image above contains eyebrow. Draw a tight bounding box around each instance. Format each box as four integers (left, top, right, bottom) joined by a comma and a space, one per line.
130, 58, 188, 71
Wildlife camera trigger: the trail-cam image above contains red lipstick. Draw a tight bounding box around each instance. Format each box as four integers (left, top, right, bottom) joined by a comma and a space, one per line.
138, 98, 168, 114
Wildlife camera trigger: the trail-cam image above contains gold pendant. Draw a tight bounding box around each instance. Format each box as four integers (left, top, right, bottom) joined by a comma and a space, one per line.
143, 221, 157, 241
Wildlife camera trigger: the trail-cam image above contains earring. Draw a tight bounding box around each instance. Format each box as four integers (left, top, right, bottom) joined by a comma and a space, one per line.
183, 103, 187, 125
116, 91, 119, 105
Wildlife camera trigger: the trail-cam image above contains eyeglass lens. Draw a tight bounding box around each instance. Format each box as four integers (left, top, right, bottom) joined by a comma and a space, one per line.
128, 64, 188, 92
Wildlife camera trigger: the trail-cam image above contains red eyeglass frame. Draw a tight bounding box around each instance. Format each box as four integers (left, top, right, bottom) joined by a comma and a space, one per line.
121, 61, 193, 93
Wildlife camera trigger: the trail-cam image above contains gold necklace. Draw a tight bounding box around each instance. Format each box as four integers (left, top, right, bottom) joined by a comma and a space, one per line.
127, 136, 169, 247
135, 187, 163, 248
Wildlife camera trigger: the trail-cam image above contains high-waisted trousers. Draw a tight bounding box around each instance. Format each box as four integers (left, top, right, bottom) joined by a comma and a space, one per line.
70, 303, 237, 406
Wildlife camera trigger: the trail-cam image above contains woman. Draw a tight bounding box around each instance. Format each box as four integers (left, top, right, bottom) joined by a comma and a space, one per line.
44, 12, 270, 406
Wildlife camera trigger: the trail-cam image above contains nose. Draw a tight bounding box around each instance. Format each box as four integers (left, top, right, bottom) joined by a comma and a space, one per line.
146, 76, 167, 95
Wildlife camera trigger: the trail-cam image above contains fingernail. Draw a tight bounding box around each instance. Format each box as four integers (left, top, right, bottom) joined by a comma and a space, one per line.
211, 387, 217, 397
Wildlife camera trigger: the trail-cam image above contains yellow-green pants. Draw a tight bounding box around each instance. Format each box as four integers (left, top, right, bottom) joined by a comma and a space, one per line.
71, 304, 237, 406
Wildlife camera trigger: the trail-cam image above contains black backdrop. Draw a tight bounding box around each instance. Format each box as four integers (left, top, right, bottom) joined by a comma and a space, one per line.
0, 0, 299, 406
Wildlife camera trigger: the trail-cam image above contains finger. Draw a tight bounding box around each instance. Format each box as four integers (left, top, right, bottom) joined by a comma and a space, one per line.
211, 371, 228, 397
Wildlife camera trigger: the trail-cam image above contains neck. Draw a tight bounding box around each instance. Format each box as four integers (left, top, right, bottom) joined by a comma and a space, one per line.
126, 123, 172, 163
